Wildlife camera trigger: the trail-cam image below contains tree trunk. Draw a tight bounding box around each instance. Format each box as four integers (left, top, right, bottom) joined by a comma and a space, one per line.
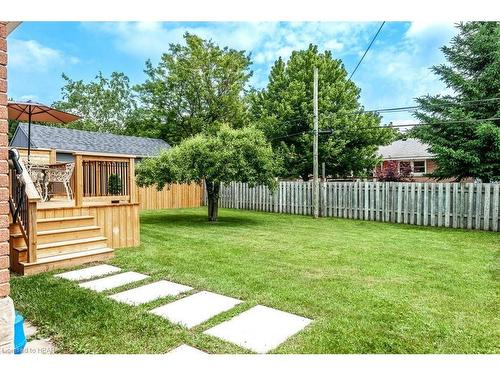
205, 179, 220, 222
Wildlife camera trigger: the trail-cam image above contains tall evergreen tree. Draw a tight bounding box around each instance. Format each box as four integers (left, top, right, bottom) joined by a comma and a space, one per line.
250, 45, 394, 180
412, 22, 500, 182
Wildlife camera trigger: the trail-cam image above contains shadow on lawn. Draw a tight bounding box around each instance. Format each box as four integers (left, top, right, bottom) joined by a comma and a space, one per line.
141, 212, 260, 228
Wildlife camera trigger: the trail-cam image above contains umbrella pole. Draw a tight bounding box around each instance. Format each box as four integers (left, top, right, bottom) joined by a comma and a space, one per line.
27, 109, 31, 162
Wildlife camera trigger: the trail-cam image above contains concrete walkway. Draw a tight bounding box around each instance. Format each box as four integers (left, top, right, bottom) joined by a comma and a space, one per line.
54, 264, 313, 353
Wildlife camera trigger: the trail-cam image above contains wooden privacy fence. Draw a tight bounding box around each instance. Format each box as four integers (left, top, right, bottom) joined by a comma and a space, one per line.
137, 183, 204, 210
217, 181, 500, 231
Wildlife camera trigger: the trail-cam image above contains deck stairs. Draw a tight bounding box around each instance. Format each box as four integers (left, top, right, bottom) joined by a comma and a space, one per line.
10, 213, 114, 275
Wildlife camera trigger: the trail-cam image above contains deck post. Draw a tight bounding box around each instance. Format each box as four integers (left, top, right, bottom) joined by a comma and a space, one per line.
27, 200, 38, 263
74, 153, 83, 207
49, 148, 57, 164
129, 157, 136, 204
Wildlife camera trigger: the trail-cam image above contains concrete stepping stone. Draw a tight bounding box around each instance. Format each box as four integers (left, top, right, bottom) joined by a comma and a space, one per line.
55, 264, 121, 281
167, 344, 207, 355
204, 305, 312, 353
110, 280, 193, 306
24, 321, 38, 339
150, 291, 242, 329
79, 271, 149, 292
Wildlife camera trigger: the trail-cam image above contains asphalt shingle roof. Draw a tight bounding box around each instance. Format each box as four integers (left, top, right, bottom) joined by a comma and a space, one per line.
13, 123, 170, 157
378, 138, 433, 160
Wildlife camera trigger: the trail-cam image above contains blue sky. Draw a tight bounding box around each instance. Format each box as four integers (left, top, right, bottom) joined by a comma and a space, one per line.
7, 21, 458, 125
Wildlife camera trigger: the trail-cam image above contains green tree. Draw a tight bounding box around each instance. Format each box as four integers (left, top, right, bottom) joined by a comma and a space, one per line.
135, 33, 252, 145
250, 45, 394, 180
8, 120, 19, 141
53, 71, 137, 134
136, 126, 276, 222
412, 22, 500, 182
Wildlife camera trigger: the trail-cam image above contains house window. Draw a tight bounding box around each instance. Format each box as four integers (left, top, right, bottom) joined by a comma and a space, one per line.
399, 161, 412, 174
397, 160, 426, 175
412, 160, 426, 174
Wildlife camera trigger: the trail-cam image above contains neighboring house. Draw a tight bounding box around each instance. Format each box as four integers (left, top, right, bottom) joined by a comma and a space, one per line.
10, 123, 170, 162
376, 138, 437, 182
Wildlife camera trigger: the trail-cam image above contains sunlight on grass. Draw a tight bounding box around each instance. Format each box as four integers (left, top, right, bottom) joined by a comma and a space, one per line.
11, 208, 500, 353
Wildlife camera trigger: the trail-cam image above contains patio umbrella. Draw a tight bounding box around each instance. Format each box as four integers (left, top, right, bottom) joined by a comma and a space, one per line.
7, 100, 81, 161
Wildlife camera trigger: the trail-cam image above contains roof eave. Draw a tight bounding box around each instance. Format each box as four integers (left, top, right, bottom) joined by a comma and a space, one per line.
6, 22, 22, 36
380, 155, 434, 161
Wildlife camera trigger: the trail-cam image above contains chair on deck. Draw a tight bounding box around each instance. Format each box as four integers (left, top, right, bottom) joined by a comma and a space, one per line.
24, 161, 46, 199
44, 163, 75, 201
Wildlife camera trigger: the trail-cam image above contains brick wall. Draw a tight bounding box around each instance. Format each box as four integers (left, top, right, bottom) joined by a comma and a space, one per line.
0, 21, 13, 355
0, 22, 9, 298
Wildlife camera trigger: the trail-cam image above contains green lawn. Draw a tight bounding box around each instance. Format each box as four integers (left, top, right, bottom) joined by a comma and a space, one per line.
11, 208, 500, 354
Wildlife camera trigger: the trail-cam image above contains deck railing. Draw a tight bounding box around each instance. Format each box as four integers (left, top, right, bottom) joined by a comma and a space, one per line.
9, 149, 41, 262
82, 160, 130, 197
73, 152, 136, 206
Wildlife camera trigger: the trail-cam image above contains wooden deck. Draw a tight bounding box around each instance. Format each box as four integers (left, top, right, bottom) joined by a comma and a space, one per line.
9, 150, 140, 275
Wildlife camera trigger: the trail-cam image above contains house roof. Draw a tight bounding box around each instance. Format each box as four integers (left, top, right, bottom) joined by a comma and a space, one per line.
378, 138, 433, 160
11, 123, 170, 157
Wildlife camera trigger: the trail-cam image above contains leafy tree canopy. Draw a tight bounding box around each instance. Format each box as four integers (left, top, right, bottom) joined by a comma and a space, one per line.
136, 125, 277, 221
411, 22, 500, 182
250, 44, 395, 180
53, 71, 137, 134
135, 33, 252, 145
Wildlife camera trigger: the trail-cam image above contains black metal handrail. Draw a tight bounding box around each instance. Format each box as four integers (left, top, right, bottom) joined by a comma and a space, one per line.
9, 149, 29, 238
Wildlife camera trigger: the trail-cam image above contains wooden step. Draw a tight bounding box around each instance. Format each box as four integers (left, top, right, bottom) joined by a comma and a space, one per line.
10, 226, 102, 246
20, 247, 114, 275
37, 215, 95, 231
15, 236, 109, 259
37, 226, 102, 245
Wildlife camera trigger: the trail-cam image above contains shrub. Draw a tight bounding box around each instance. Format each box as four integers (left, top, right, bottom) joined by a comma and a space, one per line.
108, 174, 123, 195
375, 160, 413, 182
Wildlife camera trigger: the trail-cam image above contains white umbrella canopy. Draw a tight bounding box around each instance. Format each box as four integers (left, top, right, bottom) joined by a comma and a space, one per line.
7, 100, 81, 160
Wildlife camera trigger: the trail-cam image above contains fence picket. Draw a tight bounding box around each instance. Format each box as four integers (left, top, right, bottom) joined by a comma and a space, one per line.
453, 183, 459, 228
475, 184, 482, 230
467, 183, 474, 229
403, 183, 409, 224
492, 184, 499, 231
483, 184, 491, 231
445, 183, 451, 227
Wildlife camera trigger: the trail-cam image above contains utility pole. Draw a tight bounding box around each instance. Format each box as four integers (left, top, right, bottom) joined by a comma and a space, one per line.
313, 67, 319, 218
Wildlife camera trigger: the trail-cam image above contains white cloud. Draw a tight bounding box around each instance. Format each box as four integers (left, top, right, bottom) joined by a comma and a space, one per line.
93, 21, 375, 67
9, 39, 79, 72
19, 94, 39, 101
356, 21, 458, 116
88, 21, 460, 123
406, 21, 457, 40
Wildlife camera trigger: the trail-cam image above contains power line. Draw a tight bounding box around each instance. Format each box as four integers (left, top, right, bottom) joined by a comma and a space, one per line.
357, 97, 500, 114
348, 21, 385, 81
271, 117, 500, 140
267, 97, 500, 139
271, 130, 309, 140
267, 97, 500, 132
382, 116, 500, 128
